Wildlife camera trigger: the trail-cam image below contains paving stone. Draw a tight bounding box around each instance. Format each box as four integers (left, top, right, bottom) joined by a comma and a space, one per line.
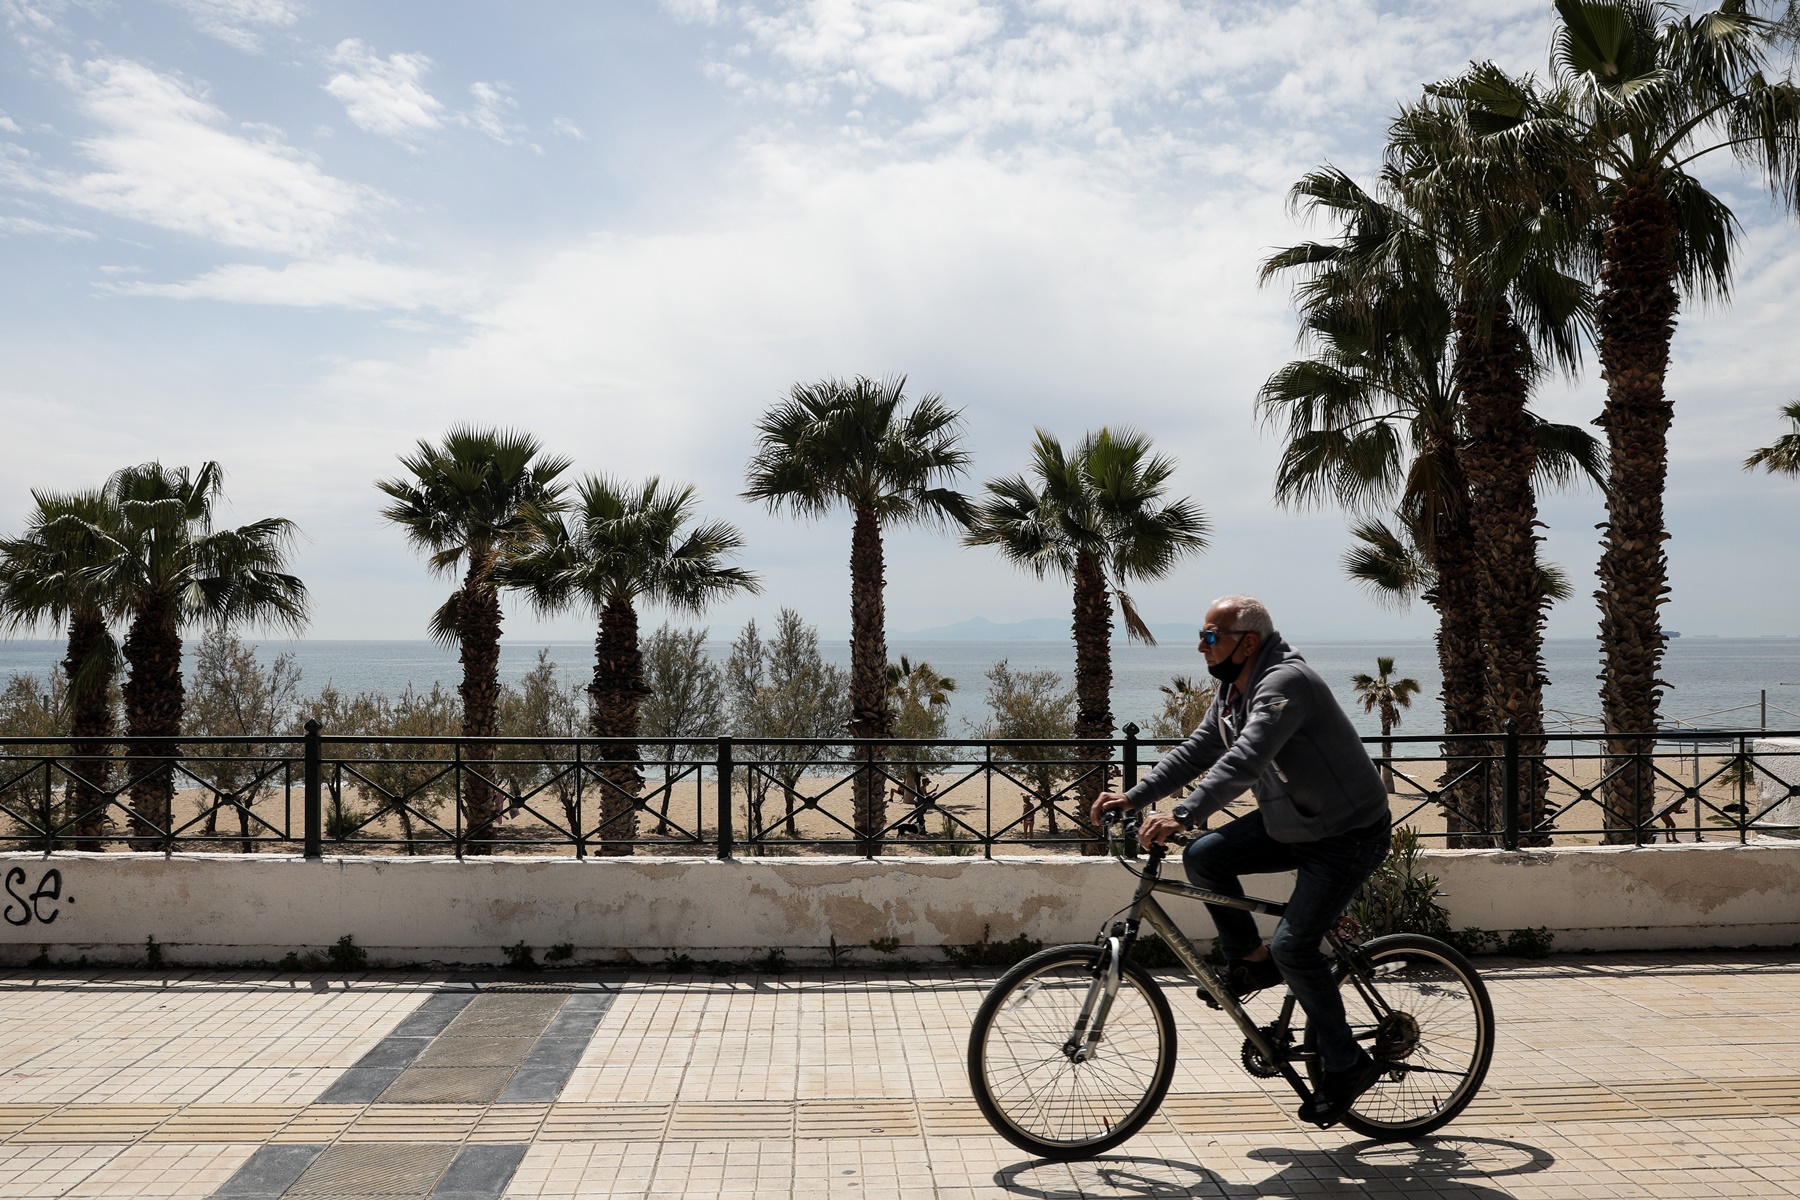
286, 1141, 457, 1196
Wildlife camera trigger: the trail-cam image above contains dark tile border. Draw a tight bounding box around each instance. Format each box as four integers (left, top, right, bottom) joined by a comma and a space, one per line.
211, 1143, 326, 1198
317, 993, 473, 1103
429, 1144, 530, 1199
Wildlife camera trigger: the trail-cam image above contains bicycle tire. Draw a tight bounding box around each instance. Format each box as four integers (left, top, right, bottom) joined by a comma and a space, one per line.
967, 943, 1178, 1160
1305, 932, 1495, 1140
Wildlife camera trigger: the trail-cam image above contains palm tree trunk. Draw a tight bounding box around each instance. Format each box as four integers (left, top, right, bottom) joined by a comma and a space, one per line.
1422, 444, 1490, 847
63, 608, 113, 846
1379, 707, 1395, 794
589, 595, 648, 856
1071, 550, 1112, 854
457, 560, 504, 854
121, 599, 182, 849
1595, 179, 1679, 844
1455, 299, 1550, 847
848, 505, 892, 854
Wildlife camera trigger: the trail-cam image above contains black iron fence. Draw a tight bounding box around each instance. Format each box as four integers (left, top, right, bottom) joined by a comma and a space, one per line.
1, 722, 1796, 857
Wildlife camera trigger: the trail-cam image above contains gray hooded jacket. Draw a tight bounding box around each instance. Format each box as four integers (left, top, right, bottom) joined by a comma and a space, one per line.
1123, 632, 1388, 842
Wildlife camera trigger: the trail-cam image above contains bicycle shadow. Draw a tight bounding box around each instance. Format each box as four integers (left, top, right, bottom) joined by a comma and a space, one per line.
992, 1135, 1554, 1198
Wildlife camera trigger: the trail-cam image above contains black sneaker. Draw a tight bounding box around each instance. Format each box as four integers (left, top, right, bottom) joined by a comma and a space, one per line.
1200, 956, 1284, 1008
1298, 1050, 1384, 1127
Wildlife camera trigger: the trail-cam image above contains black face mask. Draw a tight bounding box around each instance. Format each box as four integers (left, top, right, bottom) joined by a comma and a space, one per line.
1206, 646, 1245, 683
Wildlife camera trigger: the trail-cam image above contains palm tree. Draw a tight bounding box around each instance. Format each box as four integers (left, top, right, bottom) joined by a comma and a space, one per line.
89, 463, 308, 845
1531, 0, 1800, 836
743, 375, 972, 853
1746, 400, 1800, 475
965, 429, 1209, 842
1353, 657, 1423, 792
0, 489, 122, 844
1261, 155, 1601, 842
497, 475, 758, 854
377, 428, 570, 851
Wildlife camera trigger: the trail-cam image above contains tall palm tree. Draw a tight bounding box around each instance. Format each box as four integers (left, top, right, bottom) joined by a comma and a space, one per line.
743, 375, 972, 853
0, 489, 122, 843
1746, 400, 1800, 475
1532, 0, 1800, 836
965, 429, 1209, 841
377, 428, 570, 850
1352, 657, 1423, 792
89, 463, 309, 845
1389, 83, 1596, 844
1261, 158, 1601, 842
497, 475, 758, 853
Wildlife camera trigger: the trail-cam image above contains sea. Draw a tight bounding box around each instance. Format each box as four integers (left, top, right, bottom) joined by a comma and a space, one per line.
4, 635, 1799, 740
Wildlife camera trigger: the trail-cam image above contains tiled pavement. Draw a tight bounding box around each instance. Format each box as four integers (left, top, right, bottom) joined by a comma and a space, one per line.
0, 952, 1797, 1197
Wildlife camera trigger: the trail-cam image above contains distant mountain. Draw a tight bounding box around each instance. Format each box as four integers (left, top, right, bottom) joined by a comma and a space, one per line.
896, 616, 1196, 642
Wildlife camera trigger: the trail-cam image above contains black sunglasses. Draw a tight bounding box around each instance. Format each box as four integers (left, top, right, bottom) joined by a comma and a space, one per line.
1197, 629, 1247, 647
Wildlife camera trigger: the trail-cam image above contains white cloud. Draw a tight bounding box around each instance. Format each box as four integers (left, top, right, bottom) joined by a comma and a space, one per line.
699, 0, 1546, 168
0, 212, 91, 238
323, 39, 445, 142
2, 57, 367, 254
550, 115, 585, 140
111, 255, 483, 311
460, 81, 519, 143
0, 115, 21, 133
166, 0, 302, 53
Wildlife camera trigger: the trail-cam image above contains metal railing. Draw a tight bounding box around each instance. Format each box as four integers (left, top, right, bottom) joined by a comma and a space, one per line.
1, 721, 1796, 857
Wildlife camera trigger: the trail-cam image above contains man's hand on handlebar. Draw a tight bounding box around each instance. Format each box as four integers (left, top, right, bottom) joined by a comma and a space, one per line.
1090, 791, 1134, 829
1092, 792, 1189, 851
1135, 812, 1187, 850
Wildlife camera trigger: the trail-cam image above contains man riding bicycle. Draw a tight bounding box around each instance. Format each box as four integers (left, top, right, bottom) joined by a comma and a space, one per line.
1091, 594, 1392, 1127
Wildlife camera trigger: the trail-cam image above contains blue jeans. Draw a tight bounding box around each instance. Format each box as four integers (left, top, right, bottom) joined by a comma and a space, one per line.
1182, 808, 1391, 1073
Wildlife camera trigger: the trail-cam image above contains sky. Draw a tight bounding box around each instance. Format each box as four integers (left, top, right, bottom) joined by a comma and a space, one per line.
1, 0, 1797, 646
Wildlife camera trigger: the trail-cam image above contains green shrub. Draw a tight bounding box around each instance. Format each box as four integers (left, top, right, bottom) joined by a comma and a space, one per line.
327, 935, 368, 971
501, 941, 540, 972
943, 924, 1042, 968
1502, 926, 1555, 958
754, 947, 789, 974
1348, 827, 1452, 939
867, 936, 901, 955
545, 943, 575, 963
145, 935, 165, 968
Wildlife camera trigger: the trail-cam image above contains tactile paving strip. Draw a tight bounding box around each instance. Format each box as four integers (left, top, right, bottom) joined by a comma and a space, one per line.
145, 1104, 303, 1143
1720, 1077, 1800, 1113
1506, 1082, 1653, 1121
667, 1101, 796, 1139
537, 1103, 670, 1141
10, 1104, 178, 1143
796, 1099, 919, 1138
1610, 1079, 1764, 1118
916, 1098, 992, 1137
341, 1104, 482, 1143
1160, 1091, 1293, 1133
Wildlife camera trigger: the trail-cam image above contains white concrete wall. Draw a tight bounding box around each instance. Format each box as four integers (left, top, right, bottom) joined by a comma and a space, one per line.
3, 842, 1798, 966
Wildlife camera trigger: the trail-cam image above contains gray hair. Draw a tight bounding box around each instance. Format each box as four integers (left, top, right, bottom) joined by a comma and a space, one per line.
1212, 594, 1274, 639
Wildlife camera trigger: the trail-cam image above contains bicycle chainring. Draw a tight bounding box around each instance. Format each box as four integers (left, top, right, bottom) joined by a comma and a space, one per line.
1240, 1024, 1294, 1079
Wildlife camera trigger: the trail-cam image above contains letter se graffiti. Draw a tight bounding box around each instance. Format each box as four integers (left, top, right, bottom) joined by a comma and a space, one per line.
3, 868, 71, 926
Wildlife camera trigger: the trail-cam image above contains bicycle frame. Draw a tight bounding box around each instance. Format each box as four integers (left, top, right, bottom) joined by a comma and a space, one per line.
1094, 837, 1389, 1105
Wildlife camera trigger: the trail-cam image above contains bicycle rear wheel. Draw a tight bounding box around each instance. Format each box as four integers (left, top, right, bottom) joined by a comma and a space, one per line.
1307, 933, 1494, 1140
967, 943, 1177, 1160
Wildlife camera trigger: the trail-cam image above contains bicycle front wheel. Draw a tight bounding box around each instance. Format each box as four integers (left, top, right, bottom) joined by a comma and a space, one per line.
1308, 933, 1495, 1140
967, 943, 1177, 1160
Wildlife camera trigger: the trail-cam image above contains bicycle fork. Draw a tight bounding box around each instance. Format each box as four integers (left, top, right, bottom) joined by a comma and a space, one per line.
1062, 936, 1124, 1063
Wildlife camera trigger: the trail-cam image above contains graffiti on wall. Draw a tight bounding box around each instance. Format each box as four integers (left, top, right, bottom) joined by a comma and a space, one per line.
3, 868, 71, 926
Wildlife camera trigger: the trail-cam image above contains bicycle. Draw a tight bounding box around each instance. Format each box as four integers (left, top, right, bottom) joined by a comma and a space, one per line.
966, 814, 1495, 1160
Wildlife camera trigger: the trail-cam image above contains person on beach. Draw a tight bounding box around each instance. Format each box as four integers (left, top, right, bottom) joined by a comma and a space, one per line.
1089, 594, 1392, 1128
